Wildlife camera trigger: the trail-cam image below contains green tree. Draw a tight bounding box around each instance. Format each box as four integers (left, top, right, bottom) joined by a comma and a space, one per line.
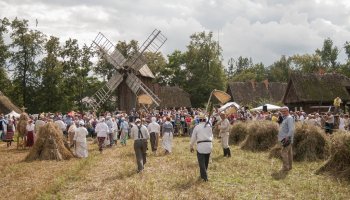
143, 51, 167, 79
267, 55, 292, 82
0, 17, 12, 95
184, 31, 226, 107
315, 38, 339, 70
290, 54, 322, 73
10, 18, 45, 112
344, 41, 350, 62
37, 36, 63, 112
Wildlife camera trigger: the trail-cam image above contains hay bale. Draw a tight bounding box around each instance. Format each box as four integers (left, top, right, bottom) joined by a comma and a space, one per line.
316, 133, 350, 181
240, 121, 279, 151
25, 122, 74, 161
293, 123, 330, 161
269, 123, 330, 161
16, 113, 28, 137
229, 122, 249, 145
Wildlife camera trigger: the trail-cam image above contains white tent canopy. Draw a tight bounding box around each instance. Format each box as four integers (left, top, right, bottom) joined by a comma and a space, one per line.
6, 110, 20, 118
250, 104, 281, 111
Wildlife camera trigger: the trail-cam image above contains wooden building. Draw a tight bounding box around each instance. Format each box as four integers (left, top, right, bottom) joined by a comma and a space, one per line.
117, 64, 191, 112
282, 72, 350, 113
226, 80, 287, 107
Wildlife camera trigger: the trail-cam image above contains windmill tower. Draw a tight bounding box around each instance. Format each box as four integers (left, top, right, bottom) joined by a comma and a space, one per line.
87, 29, 167, 112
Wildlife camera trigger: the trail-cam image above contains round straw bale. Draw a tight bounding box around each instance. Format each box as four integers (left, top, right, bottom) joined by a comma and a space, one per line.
293, 123, 330, 161
240, 121, 279, 151
316, 133, 350, 181
229, 121, 249, 145
25, 122, 74, 161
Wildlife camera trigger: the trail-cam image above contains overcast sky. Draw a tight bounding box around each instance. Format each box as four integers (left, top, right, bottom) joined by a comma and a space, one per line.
1, 0, 350, 66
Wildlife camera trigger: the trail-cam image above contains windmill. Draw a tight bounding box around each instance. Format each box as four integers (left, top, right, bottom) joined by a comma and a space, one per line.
87, 29, 167, 111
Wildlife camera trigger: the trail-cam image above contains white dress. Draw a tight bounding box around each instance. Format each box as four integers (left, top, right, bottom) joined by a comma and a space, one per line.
74, 127, 88, 158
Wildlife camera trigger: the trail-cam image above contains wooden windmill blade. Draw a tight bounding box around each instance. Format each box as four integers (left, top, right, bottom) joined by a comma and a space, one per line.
128, 29, 167, 72
88, 71, 124, 110
92, 32, 126, 70
125, 73, 161, 106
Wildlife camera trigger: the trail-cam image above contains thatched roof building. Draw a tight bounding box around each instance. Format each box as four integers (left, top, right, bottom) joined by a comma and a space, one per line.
159, 86, 192, 108
0, 91, 22, 114
282, 72, 350, 112
226, 81, 287, 107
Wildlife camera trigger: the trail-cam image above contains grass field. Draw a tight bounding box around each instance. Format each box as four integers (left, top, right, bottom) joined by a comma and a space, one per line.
0, 137, 349, 200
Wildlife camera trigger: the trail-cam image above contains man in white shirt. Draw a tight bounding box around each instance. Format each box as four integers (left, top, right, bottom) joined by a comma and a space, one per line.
95, 117, 109, 153
74, 121, 88, 158
190, 114, 213, 182
218, 112, 231, 157
130, 118, 150, 173
147, 117, 160, 155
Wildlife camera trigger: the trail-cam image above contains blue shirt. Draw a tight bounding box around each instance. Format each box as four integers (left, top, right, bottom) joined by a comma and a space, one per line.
278, 115, 295, 143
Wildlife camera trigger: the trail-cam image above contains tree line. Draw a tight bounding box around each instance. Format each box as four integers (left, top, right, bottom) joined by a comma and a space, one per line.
1, 17, 350, 113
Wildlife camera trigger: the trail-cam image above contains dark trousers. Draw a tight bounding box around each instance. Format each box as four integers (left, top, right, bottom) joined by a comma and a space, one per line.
197, 151, 210, 181
134, 139, 148, 172
108, 133, 114, 146
150, 132, 158, 152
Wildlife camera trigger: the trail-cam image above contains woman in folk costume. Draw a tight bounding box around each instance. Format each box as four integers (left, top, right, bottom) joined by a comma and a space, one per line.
162, 117, 174, 154
73, 121, 88, 158
26, 119, 35, 147
119, 117, 129, 146
4, 119, 15, 147
0, 114, 7, 141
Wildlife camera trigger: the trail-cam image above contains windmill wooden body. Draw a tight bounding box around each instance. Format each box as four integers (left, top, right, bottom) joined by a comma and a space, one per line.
87, 29, 167, 112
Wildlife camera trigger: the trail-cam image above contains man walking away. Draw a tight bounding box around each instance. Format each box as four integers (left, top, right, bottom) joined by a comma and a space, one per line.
190, 114, 213, 182
147, 117, 160, 155
130, 118, 150, 173
278, 106, 295, 171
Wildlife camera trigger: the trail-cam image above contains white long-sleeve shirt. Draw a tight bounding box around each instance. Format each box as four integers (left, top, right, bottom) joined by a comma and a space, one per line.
95, 122, 109, 137
218, 118, 230, 135
130, 124, 150, 140
147, 122, 160, 134
190, 122, 213, 154
74, 127, 88, 143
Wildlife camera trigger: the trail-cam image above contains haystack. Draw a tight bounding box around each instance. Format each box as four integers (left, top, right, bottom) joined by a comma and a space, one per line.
240, 121, 278, 151
25, 122, 74, 161
16, 113, 28, 137
229, 122, 249, 145
316, 133, 350, 181
0, 91, 22, 114
269, 123, 330, 161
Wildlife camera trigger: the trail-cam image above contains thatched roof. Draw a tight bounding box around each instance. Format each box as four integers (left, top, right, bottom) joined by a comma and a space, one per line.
0, 91, 22, 114
159, 86, 191, 108
226, 81, 287, 106
283, 72, 350, 104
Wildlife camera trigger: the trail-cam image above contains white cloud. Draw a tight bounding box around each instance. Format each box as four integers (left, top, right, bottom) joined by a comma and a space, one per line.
0, 0, 350, 66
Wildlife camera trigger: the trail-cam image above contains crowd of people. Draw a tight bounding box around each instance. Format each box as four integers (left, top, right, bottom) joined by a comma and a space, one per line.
0, 105, 348, 181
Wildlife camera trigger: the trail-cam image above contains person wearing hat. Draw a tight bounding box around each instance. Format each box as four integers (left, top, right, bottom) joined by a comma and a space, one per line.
147, 116, 160, 155
278, 106, 295, 171
73, 120, 89, 158
130, 118, 150, 173
218, 112, 231, 157
190, 113, 213, 181
95, 117, 109, 153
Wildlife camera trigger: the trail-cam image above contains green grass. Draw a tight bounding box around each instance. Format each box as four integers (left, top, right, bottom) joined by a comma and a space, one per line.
0, 138, 349, 199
